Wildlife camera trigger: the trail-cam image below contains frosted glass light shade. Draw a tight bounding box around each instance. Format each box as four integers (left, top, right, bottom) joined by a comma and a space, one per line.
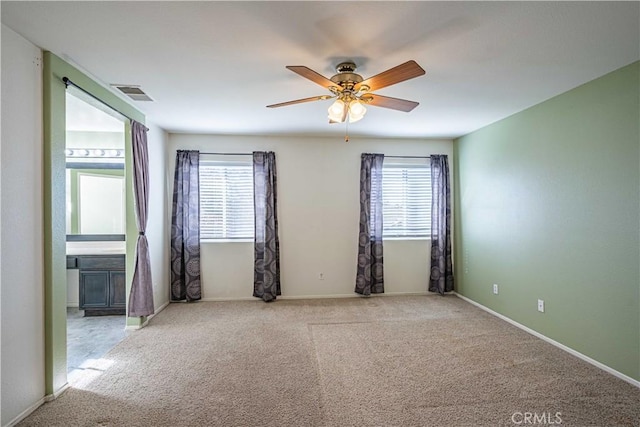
328, 99, 346, 122
348, 100, 367, 123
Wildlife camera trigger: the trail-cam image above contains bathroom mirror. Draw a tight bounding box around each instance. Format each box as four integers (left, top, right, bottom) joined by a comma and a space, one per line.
66, 162, 125, 241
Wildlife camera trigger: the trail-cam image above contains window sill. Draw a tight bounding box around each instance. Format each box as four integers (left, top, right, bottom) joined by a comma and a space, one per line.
383, 237, 430, 241
201, 239, 253, 244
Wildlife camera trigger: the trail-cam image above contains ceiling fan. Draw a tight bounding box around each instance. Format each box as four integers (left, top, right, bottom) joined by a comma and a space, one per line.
267, 60, 426, 124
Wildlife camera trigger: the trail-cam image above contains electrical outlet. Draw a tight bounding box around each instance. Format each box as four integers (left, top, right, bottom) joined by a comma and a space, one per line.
318, 273, 324, 281
537, 299, 545, 313
493, 284, 499, 295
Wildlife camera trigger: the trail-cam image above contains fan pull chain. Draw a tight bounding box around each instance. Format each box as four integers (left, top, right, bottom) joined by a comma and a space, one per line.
345, 119, 350, 143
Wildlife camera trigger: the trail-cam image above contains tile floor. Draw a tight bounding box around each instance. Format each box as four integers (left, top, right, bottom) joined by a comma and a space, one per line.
67, 308, 127, 379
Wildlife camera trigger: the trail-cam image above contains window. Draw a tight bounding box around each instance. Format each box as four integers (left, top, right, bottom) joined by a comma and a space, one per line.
380, 161, 431, 238
200, 160, 254, 240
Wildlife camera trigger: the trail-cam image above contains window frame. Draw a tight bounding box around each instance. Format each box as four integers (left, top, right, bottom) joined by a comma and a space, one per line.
381, 159, 432, 240
199, 158, 254, 242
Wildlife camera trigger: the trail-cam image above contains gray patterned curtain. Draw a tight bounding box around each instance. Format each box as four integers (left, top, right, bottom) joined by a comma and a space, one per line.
128, 120, 155, 317
355, 153, 385, 296
170, 150, 201, 301
253, 151, 281, 302
429, 154, 454, 294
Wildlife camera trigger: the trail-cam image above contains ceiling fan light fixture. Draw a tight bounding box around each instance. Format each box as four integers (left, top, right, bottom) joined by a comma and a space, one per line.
270, 60, 425, 127
348, 100, 366, 123
328, 99, 346, 122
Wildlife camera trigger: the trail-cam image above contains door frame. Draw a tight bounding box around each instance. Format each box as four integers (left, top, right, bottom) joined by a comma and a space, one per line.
42, 52, 145, 396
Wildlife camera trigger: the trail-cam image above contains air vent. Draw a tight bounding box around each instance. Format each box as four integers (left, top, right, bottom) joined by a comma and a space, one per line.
111, 84, 153, 102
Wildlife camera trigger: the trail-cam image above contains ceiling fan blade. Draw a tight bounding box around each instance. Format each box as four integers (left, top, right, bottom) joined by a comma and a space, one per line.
267, 95, 333, 108
286, 66, 343, 92
363, 94, 419, 112
355, 60, 425, 92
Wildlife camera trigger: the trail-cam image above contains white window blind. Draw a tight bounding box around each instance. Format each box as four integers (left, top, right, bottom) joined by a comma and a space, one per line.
381, 162, 431, 238
200, 160, 254, 240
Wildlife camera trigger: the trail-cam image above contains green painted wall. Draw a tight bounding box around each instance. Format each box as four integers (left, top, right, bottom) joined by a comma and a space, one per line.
454, 61, 640, 381
43, 52, 145, 395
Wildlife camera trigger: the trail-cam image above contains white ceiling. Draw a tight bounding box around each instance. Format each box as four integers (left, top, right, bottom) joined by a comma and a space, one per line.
2, 1, 638, 139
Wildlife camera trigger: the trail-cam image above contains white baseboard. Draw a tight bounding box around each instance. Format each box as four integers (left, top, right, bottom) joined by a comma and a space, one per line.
201, 296, 257, 302
141, 300, 170, 327
47, 382, 70, 401
378, 291, 433, 297
4, 396, 46, 427
66, 303, 79, 308
454, 292, 640, 389
201, 291, 431, 302
4, 382, 70, 427
125, 300, 170, 330
280, 291, 433, 300
155, 300, 171, 313
280, 293, 359, 300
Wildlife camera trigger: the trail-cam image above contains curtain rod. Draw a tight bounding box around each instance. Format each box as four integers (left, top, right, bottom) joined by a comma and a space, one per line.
199, 152, 253, 156
385, 155, 431, 159
62, 77, 148, 130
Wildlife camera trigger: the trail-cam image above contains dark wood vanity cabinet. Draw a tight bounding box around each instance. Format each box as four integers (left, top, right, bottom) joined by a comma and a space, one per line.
67, 255, 126, 316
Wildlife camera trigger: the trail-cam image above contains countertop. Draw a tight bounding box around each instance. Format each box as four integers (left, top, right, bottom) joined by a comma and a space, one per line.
66, 241, 126, 256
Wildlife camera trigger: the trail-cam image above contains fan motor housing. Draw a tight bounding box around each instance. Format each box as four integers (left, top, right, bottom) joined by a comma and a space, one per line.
330, 61, 363, 90
330, 72, 363, 90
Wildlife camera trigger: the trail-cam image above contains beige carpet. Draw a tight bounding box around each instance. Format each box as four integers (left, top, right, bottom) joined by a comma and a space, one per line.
19, 295, 640, 426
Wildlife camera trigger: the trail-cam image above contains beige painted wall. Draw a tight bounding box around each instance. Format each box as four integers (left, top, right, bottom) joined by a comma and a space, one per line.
168, 134, 453, 299
146, 123, 170, 311
1, 25, 45, 426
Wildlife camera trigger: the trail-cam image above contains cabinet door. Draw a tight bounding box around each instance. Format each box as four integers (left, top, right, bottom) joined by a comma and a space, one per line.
109, 271, 126, 308
80, 271, 109, 309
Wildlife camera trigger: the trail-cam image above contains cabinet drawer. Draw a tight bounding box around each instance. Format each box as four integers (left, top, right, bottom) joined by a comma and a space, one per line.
66, 256, 78, 269
78, 255, 125, 270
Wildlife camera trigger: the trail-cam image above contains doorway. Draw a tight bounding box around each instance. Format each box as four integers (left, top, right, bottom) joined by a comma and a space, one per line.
64, 90, 127, 381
